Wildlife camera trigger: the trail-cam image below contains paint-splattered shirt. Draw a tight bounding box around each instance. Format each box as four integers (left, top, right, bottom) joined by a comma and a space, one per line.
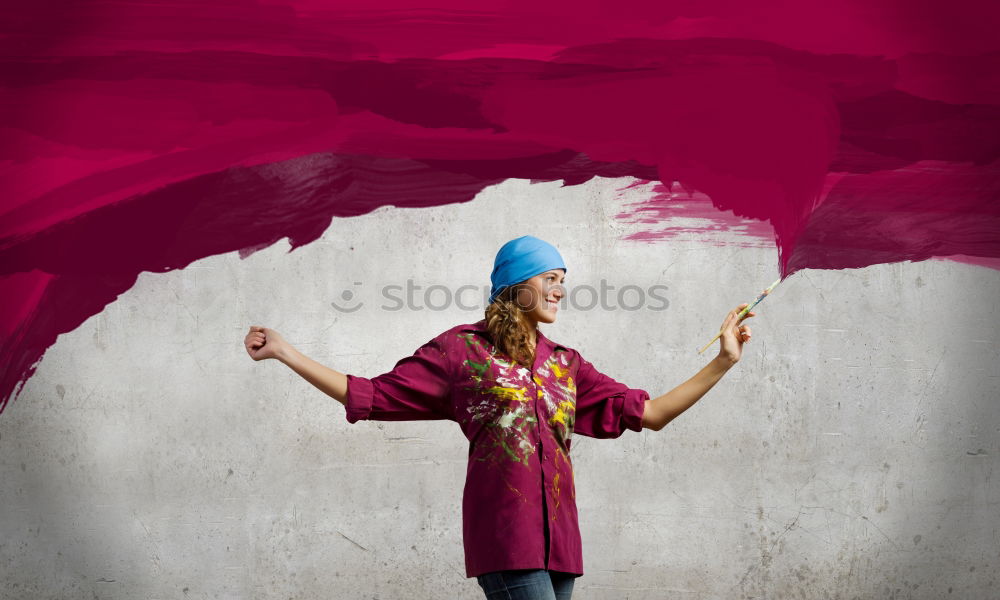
344, 319, 648, 578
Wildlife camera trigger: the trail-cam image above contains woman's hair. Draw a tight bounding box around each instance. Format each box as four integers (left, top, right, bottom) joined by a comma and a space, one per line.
484, 283, 536, 368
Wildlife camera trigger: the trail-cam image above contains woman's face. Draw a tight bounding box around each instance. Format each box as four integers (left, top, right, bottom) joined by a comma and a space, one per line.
514, 269, 566, 325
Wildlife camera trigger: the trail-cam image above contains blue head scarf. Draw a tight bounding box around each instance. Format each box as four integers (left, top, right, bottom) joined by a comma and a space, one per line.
489, 235, 567, 304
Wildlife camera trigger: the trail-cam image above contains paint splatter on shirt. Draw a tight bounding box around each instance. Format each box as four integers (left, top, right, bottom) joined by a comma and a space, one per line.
344, 319, 648, 578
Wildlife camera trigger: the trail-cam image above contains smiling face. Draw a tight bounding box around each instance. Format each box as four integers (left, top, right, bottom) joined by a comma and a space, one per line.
513, 269, 566, 326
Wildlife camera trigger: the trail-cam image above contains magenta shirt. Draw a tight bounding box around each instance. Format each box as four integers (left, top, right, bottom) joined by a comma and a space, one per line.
344, 319, 649, 578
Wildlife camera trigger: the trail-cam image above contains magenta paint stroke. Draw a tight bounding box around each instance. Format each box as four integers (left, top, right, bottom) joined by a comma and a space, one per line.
2, 0, 999, 412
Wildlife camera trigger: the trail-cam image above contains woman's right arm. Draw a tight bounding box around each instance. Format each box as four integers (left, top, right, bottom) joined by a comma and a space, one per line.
244, 325, 348, 406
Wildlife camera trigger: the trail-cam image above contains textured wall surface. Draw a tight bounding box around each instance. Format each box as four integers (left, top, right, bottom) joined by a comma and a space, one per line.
2, 178, 998, 599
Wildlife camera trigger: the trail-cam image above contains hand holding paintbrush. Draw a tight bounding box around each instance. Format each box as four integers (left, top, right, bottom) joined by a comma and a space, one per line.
698, 278, 782, 357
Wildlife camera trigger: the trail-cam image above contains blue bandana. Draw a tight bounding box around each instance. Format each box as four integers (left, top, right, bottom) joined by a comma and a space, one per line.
489, 235, 567, 304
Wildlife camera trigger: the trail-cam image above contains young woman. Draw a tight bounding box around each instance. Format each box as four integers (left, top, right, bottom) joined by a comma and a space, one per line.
244, 235, 755, 600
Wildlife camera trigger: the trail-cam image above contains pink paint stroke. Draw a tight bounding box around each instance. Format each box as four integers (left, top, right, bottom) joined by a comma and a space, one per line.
2, 0, 1000, 412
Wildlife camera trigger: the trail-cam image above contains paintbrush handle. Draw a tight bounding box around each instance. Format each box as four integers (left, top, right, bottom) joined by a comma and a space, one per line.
697, 303, 753, 354
696, 278, 781, 354
697, 331, 724, 354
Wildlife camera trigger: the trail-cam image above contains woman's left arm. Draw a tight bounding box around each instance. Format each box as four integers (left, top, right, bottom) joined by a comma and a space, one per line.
641, 303, 754, 431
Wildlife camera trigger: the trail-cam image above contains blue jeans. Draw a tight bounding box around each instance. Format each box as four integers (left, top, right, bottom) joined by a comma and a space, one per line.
477, 569, 576, 600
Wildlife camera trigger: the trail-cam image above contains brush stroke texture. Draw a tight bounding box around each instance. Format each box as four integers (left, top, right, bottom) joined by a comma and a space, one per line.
2, 0, 999, 411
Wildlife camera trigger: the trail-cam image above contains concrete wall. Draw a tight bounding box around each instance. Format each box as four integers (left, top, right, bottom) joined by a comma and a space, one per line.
2, 177, 998, 599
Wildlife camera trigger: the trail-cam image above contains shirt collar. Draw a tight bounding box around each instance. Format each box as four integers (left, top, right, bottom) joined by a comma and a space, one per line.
461, 319, 568, 352
535, 326, 569, 352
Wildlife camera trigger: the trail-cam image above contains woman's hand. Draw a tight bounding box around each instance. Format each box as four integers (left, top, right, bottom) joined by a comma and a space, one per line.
244, 326, 292, 362
717, 303, 754, 366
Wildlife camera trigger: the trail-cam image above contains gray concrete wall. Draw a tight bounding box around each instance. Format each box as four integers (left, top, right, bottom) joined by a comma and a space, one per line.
2, 177, 998, 599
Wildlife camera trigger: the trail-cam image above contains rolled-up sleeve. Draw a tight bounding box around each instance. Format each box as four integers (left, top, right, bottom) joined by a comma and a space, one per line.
572, 351, 648, 438
345, 336, 454, 423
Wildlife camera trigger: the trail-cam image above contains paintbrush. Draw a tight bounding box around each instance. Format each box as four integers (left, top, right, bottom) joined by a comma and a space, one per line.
697, 278, 782, 354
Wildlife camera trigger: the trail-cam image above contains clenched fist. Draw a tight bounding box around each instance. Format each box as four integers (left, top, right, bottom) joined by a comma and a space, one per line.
244, 326, 291, 362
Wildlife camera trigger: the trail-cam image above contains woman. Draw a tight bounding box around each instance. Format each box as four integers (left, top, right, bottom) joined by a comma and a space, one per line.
244, 235, 754, 600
